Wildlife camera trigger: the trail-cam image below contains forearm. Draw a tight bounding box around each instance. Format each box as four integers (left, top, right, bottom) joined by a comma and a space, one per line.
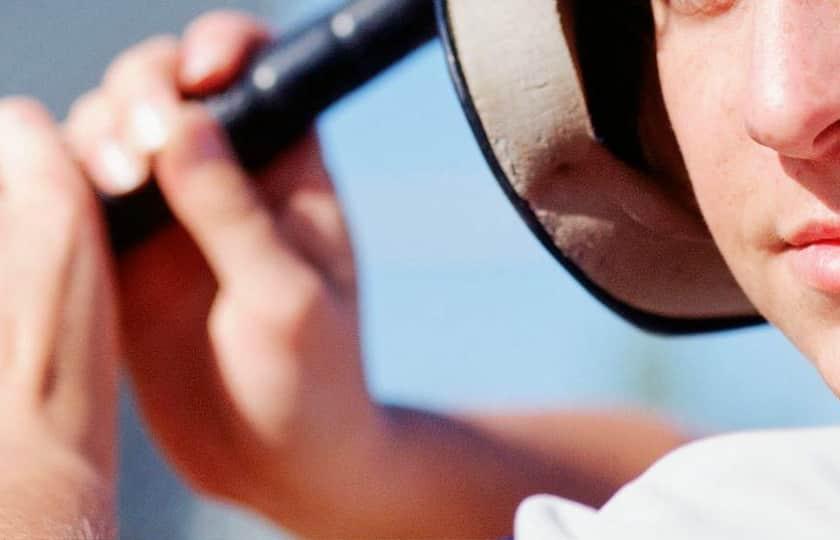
262, 406, 688, 539
458, 409, 691, 506
349, 406, 590, 539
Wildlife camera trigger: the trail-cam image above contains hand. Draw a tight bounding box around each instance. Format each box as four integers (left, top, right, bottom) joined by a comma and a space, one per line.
63, 13, 692, 540
65, 12, 381, 535
0, 98, 119, 538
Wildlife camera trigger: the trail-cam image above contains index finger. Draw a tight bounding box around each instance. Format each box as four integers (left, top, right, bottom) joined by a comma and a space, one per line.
103, 36, 180, 154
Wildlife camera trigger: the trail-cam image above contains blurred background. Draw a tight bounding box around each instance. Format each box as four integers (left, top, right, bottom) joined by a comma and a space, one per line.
3, 1, 840, 538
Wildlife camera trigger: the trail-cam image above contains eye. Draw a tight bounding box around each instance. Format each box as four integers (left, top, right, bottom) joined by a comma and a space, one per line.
669, 0, 736, 16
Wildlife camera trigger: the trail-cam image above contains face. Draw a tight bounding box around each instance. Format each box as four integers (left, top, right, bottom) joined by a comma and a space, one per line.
652, 0, 840, 393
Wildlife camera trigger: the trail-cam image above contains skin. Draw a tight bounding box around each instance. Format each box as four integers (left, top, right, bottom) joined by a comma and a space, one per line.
0, 98, 119, 539
652, 0, 840, 394
59, 11, 687, 539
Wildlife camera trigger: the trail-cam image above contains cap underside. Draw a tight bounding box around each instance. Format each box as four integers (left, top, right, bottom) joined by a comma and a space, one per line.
437, 0, 764, 334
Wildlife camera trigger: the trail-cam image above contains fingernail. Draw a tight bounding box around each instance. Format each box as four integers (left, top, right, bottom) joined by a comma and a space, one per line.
130, 102, 169, 152
98, 140, 145, 194
182, 50, 217, 86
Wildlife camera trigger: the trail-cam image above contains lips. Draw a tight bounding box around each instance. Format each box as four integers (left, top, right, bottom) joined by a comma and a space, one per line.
786, 223, 840, 294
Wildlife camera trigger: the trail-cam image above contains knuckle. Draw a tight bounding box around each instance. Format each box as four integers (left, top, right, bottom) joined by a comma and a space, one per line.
0, 97, 52, 129
64, 91, 111, 144
267, 277, 327, 343
221, 271, 326, 349
105, 35, 179, 85
66, 90, 101, 124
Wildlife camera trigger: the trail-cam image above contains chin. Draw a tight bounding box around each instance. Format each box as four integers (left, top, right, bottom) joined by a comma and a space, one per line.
745, 260, 840, 398
781, 315, 840, 400
808, 327, 840, 399
727, 243, 840, 399
813, 356, 840, 401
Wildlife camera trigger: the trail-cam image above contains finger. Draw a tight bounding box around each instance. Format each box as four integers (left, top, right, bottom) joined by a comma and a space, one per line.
104, 35, 180, 152
278, 190, 358, 296
257, 135, 357, 295
65, 90, 147, 196
95, 36, 180, 195
0, 98, 107, 392
156, 104, 320, 300
180, 10, 271, 94
0, 97, 92, 213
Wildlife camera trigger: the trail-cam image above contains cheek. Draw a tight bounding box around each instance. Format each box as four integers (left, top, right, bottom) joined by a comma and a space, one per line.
657, 44, 746, 256
655, 16, 840, 378
654, 19, 781, 311
653, 2, 840, 392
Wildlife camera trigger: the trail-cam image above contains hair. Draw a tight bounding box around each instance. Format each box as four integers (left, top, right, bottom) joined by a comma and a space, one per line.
569, 0, 696, 210
569, 0, 657, 169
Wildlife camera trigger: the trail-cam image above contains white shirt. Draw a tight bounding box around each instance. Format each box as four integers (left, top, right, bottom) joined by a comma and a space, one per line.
515, 427, 840, 539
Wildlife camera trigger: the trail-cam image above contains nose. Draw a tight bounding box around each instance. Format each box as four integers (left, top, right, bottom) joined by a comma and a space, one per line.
745, 1, 840, 160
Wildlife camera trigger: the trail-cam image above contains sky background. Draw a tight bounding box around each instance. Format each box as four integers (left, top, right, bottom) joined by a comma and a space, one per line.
3, 1, 840, 538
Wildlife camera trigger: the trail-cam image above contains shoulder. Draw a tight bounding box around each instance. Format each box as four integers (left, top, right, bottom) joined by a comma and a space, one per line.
515, 428, 840, 540
515, 494, 599, 540
627, 426, 840, 486
598, 427, 840, 537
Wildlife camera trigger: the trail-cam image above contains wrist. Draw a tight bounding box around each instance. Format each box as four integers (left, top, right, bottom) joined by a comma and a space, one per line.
246, 401, 392, 536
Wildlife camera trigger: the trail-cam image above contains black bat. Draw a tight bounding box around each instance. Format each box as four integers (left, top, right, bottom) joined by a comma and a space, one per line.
105, 0, 437, 253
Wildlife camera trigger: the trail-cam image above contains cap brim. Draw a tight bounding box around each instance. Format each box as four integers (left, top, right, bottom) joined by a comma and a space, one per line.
436, 0, 764, 334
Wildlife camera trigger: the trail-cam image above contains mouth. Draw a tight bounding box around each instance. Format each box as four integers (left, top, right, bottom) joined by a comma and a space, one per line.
785, 222, 840, 294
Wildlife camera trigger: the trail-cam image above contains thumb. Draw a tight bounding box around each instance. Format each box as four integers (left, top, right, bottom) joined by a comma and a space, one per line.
155, 105, 319, 297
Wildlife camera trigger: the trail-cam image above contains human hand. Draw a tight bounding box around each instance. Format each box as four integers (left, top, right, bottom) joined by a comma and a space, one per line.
64, 12, 381, 534
0, 98, 119, 539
